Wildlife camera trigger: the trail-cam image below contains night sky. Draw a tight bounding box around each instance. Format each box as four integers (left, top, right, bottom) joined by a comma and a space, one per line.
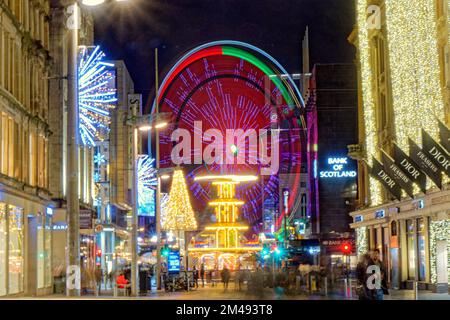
92, 0, 356, 111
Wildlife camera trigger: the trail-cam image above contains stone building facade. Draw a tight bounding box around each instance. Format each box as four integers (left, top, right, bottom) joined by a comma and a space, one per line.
349, 0, 450, 292
48, 0, 97, 291
0, 0, 53, 297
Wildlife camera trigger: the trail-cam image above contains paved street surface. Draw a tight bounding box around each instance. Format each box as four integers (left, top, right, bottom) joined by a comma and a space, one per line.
6, 283, 450, 300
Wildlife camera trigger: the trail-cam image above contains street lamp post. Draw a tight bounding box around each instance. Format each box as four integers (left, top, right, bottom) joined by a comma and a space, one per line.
128, 113, 170, 296
154, 47, 163, 291
66, 0, 80, 297
131, 126, 139, 296
66, 0, 129, 297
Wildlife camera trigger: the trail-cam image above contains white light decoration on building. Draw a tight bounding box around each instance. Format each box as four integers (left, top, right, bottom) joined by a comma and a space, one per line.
384, 0, 445, 151
137, 155, 157, 216
429, 220, 450, 284
356, 0, 447, 204
78, 46, 117, 147
356, 227, 368, 257
356, 0, 381, 205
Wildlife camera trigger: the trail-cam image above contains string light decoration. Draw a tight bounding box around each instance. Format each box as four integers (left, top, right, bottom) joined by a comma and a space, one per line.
356, 1, 447, 203
189, 175, 262, 268
160, 192, 169, 219
137, 155, 157, 217
162, 169, 197, 231
429, 220, 450, 284
356, 0, 381, 205
356, 227, 368, 257
384, 0, 445, 148
78, 46, 117, 146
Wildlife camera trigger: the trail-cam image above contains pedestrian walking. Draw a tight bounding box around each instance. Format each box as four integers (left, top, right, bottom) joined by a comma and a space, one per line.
193, 266, 199, 289
95, 268, 102, 296
356, 253, 371, 300
200, 263, 206, 287
369, 249, 388, 300
221, 266, 231, 291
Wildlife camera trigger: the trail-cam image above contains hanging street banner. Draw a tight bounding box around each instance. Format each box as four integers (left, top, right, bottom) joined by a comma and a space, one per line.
381, 150, 415, 198
422, 129, 450, 177
393, 143, 426, 194
409, 138, 442, 189
438, 119, 450, 153
370, 157, 402, 201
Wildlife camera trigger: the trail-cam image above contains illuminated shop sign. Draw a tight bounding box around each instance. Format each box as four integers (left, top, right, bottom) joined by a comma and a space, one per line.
412, 199, 425, 210
52, 223, 68, 231
375, 210, 385, 219
320, 157, 357, 178
282, 188, 289, 214
168, 251, 180, 273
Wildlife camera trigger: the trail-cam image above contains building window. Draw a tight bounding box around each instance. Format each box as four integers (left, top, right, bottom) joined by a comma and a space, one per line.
436, 0, 445, 18
406, 219, 416, 280
391, 220, 397, 236
37, 215, 45, 289
0, 203, 7, 296
44, 213, 52, 287
417, 217, 427, 282
8, 205, 24, 295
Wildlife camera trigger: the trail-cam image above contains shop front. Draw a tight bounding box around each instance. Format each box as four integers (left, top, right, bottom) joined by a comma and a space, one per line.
351, 189, 450, 292
0, 190, 53, 297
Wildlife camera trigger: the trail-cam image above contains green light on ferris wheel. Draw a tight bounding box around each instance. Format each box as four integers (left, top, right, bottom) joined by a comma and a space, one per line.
230, 144, 238, 155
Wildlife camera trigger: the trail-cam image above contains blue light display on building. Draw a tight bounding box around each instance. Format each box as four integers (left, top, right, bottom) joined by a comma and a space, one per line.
137, 155, 157, 216
78, 46, 117, 147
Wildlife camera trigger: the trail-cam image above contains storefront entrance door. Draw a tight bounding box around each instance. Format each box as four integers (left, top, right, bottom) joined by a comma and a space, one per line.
436, 240, 448, 293
390, 248, 400, 290
27, 216, 37, 296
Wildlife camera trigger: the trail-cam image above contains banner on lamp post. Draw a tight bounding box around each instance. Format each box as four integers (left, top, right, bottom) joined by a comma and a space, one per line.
369, 157, 402, 201
437, 119, 450, 153
409, 138, 442, 189
381, 150, 414, 199
422, 129, 450, 178
393, 143, 426, 194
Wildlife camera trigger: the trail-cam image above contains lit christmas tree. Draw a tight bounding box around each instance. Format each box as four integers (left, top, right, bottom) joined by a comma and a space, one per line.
162, 169, 197, 232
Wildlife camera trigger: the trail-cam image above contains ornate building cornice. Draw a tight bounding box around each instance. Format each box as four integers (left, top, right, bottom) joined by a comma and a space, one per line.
1, 0, 53, 70
0, 87, 52, 137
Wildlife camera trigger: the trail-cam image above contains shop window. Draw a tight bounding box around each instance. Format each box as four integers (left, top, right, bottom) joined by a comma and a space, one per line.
8, 205, 24, 294
417, 218, 427, 282
406, 220, 416, 280
391, 220, 397, 236
45, 214, 52, 287
0, 203, 6, 296
37, 215, 45, 289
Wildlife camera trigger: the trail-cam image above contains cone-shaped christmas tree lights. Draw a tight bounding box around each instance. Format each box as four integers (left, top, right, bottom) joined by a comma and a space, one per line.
162, 169, 197, 231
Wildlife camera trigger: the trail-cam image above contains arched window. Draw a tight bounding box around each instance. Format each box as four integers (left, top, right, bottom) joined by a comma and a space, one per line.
391, 220, 397, 236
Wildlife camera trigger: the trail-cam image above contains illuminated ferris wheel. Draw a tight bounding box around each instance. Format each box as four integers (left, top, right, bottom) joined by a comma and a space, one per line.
153, 41, 306, 233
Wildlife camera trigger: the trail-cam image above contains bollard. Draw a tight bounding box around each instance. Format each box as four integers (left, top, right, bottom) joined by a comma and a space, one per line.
187, 273, 190, 292
348, 279, 352, 299
413, 281, 418, 300
311, 275, 317, 292
344, 278, 348, 298
324, 277, 328, 296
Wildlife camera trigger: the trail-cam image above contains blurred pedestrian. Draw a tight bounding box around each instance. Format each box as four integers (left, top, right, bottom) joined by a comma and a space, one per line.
95, 268, 102, 296
356, 253, 371, 300
369, 249, 388, 300
221, 267, 231, 291
193, 266, 199, 289
200, 263, 205, 287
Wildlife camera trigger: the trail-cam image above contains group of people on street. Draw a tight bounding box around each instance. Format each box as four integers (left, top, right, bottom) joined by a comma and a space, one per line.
356, 249, 389, 300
